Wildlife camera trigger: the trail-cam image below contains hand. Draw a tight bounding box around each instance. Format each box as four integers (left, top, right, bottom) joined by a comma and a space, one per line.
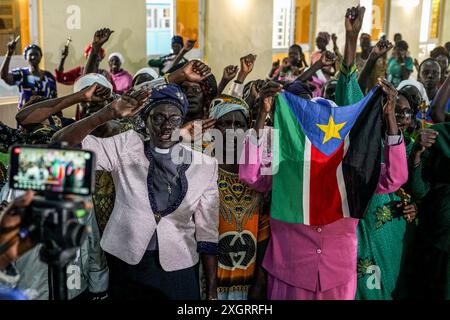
332, 33, 338, 45
222, 65, 239, 83
6, 38, 19, 56
239, 54, 257, 76
379, 78, 397, 116
414, 58, 420, 71
80, 83, 112, 103
319, 51, 337, 67
345, 5, 366, 36
414, 128, 439, 154
258, 81, 283, 115
170, 60, 211, 84
107, 88, 151, 119
396, 202, 418, 223
183, 39, 196, 53
370, 40, 394, 60
0, 191, 35, 270
92, 28, 114, 48
271, 59, 281, 71
180, 118, 216, 143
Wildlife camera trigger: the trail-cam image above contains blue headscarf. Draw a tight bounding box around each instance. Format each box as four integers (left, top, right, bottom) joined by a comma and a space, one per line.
172, 36, 184, 47
141, 83, 188, 120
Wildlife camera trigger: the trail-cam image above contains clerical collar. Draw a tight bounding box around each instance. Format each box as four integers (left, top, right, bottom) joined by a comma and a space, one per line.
154, 147, 170, 154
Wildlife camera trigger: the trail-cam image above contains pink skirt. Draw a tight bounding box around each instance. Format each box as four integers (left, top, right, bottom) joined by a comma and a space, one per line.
267, 273, 357, 300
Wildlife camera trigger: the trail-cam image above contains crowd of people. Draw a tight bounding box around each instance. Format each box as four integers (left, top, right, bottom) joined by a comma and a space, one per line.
0, 5, 449, 301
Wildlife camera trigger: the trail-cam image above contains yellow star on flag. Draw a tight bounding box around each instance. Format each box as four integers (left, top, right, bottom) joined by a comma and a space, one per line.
316, 116, 347, 144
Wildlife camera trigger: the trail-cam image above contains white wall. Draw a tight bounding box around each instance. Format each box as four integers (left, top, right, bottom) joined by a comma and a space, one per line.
205, 0, 274, 83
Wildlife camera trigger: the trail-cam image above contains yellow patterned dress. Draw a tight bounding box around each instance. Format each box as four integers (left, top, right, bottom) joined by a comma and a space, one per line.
217, 168, 270, 300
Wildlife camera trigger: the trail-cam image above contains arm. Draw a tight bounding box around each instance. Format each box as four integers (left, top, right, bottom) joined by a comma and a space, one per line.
358, 40, 393, 94
376, 79, 408, 194
336, 6, 366, 106
195, 163, 219, 300
430, 75, 450, 123
297, 51, 336, 83
52, 89, 150, 147
162, 39, 196, 74
16, 84, 111, 127
400, 57, 413, 81
0, 39, 18, 85
217, 65, 238, 95
227, 54, 257, 98
84, 28, 114, 75
57, 45, 69, 73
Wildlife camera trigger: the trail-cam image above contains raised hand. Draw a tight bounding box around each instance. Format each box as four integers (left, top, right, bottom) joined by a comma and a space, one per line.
345, 5, 366, 36
61, 45, 70, 59
81, 83, 112, 103
184, 39, 196, 53
222, 65, 239, 83
6, 37, 19, 56
414, 128, 439, 154
332, 33, 338, 45
370, 39, 394, 60
181, 60, 211, 83
320, 51, 337, 67
259, 81, 283, 114
92, 28, 114, 48
108, 88, 151, 119
239, 54, 257, 76
379, 78, 398, 116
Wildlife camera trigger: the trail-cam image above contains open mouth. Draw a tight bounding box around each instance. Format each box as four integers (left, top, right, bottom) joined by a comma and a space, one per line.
159, 132, 173, 141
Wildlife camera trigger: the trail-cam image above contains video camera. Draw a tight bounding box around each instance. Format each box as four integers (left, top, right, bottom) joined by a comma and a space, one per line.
5, 143, 96, 300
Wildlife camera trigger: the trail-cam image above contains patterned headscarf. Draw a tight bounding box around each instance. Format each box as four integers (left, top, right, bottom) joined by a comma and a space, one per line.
23, 44, 42, 60
209, 94, 249, 120
141, 83, 188, 120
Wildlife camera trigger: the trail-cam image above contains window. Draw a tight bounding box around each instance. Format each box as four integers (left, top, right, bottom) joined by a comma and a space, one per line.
146, 0, 202, 58
0, 0, 32, 100
272, 0, 293, 49
146, 0, 174, 57
419, 0, 443, 59
359, 0, 387, 41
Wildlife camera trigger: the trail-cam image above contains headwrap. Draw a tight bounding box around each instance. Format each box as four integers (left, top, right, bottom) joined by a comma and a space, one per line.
73, 73, 114, 94
317, 32, 331, 44
23, 44, 42, 59
133, 67, 159, 83
397, 79, 430, 106
108, 52, 125, 65
84, 44, 106, 59
285, 81, 313, 98
172, 35, 184, 47
209, 94, 249, 120
141, 83, 188, 119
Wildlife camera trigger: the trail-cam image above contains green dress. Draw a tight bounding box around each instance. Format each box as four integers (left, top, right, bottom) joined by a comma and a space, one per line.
356, 139, 415, 300
405, 123, 450, 300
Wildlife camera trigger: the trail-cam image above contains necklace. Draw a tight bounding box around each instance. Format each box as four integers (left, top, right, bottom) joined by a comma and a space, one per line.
161, 164, 181, 195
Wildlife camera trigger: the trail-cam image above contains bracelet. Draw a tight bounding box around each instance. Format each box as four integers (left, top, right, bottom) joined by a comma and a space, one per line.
163, 73, 171, 84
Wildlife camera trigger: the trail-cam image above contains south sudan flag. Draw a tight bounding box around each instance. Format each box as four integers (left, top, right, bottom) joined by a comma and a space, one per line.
271, 87, 383, 226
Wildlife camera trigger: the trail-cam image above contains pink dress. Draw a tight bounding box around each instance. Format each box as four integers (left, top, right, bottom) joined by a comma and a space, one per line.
110, 70, 133, 95
239, 129, 408, 300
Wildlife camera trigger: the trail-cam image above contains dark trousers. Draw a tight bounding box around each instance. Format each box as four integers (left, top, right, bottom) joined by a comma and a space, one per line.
106, 251, 200, 301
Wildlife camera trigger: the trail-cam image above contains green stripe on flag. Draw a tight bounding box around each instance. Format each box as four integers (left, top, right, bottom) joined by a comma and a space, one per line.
271, 94, 307, 224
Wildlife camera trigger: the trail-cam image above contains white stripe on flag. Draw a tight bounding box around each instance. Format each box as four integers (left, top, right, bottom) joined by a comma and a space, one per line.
303, 138, 312, 225
337, 136, 351, 218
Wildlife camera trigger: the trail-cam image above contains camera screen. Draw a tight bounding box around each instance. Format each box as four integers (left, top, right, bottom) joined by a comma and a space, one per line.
9, 146, 94, 196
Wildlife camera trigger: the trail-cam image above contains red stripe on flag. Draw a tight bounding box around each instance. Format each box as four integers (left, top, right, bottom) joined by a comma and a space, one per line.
309, 143, 345, 225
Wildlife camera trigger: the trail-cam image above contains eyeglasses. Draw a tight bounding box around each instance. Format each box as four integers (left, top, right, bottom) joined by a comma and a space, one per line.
150, 114, 183, 126
395, 109, 414, 119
